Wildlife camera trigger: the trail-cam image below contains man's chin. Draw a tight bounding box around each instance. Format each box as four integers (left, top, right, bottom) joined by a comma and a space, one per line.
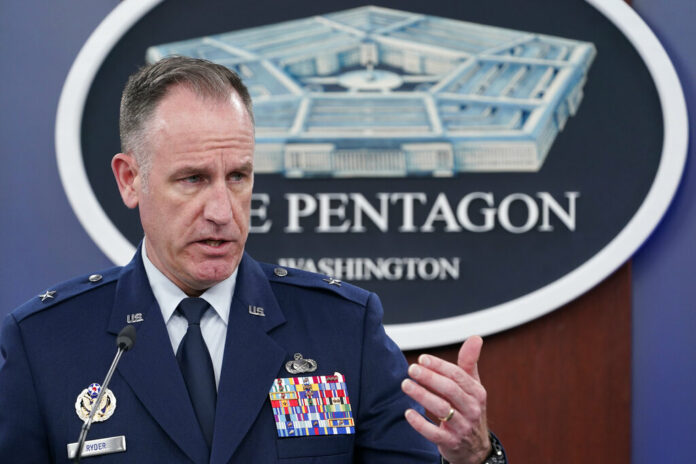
191, 263, 239, 288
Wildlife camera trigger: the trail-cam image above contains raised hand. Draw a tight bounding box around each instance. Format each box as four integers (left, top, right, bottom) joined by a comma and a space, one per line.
402, 336, 491, 464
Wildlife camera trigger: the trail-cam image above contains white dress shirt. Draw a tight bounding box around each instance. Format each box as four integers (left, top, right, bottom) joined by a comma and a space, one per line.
142, 240, 236, 389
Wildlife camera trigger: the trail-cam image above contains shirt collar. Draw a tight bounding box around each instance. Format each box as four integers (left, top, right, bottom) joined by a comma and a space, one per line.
141, 240, 236, 325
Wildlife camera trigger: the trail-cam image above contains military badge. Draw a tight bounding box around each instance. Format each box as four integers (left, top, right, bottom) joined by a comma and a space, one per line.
285, 353, 317, 374
75, 383, 117, 423
269, 372, 355, 437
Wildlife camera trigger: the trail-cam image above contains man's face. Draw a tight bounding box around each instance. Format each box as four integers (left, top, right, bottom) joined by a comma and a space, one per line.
124, 85, 254, 296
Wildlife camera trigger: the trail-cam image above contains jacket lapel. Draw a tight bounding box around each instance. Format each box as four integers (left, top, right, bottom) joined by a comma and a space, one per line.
107, 249, 209, 464
210, 254, 287, 464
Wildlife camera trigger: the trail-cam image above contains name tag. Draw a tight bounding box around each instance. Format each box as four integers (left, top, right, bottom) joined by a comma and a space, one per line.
67, 435, 126, 459
269, 372, 355, 438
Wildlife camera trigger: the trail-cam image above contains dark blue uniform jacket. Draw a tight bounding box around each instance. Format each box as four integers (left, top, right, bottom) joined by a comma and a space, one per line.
0, 249, 439, 463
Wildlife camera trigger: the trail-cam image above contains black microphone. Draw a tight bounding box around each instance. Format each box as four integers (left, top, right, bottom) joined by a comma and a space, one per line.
71, 325, 136, 463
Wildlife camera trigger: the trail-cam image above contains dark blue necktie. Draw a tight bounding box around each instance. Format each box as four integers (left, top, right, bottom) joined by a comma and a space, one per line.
176, 297, 217, 449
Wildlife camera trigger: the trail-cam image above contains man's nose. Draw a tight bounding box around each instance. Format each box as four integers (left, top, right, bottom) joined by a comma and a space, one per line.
203, 181, 234, 224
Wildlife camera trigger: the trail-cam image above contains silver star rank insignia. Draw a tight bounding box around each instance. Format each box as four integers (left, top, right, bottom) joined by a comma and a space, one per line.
323, 277, 342, 286
38, 290, 56, 302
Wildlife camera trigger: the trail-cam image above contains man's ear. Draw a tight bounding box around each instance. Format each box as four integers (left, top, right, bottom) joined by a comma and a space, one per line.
112, 153, 141, 209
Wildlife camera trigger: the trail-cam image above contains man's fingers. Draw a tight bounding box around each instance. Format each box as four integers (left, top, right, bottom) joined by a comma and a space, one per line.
416, 352, 480, 393
404, 409, 452, 447
401, 378, 455, 420
457, 335, 483, 381
405, 365, 485, 420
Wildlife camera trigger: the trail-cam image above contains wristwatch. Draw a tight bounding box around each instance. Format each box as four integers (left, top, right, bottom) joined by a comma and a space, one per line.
440, 431, 507, 464
482, 431, 506, 464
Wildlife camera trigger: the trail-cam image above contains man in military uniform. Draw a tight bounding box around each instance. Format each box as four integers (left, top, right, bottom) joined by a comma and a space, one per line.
0, 57, 505, 463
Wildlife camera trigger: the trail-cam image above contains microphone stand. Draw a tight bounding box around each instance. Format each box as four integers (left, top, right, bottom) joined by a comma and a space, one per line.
72, 325, 135, 463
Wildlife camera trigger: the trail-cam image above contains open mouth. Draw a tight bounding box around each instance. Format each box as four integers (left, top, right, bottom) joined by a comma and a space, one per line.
195, 239, 231, 250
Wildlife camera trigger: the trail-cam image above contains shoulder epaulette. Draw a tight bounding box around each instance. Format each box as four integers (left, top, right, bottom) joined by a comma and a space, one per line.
13, 266, 121, 322
260, 262, 370, 307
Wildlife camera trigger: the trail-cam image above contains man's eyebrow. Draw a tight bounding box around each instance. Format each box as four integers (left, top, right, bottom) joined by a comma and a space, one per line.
170, 165, 205, 177
235, 161, 254, 173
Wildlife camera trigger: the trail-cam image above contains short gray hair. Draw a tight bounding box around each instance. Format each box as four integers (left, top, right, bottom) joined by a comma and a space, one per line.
119, 56, 254, 178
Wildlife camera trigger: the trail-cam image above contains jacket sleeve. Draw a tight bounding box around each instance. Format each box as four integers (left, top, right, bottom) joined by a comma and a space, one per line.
0, 314, 53, 463
354, 292, 440, 463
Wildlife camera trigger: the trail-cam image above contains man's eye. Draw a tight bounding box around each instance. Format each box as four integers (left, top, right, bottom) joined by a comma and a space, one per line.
229, 172, 244, 182
183, 175, 201, 183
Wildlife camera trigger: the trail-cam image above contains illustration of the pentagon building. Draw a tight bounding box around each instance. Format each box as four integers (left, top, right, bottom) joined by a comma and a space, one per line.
146, 6, 596, 177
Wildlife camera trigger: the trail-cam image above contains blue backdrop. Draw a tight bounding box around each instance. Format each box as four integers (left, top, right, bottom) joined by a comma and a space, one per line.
0, 1, 693, 462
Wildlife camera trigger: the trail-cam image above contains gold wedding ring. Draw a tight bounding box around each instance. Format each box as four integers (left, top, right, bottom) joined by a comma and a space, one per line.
439, 407, 455, 422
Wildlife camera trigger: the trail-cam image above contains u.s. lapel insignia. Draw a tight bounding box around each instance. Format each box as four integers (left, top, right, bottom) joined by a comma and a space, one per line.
75, 383, 117, 423
285, 353, 318, 374
126, 313, 143, 324
248, 305, 265, 317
